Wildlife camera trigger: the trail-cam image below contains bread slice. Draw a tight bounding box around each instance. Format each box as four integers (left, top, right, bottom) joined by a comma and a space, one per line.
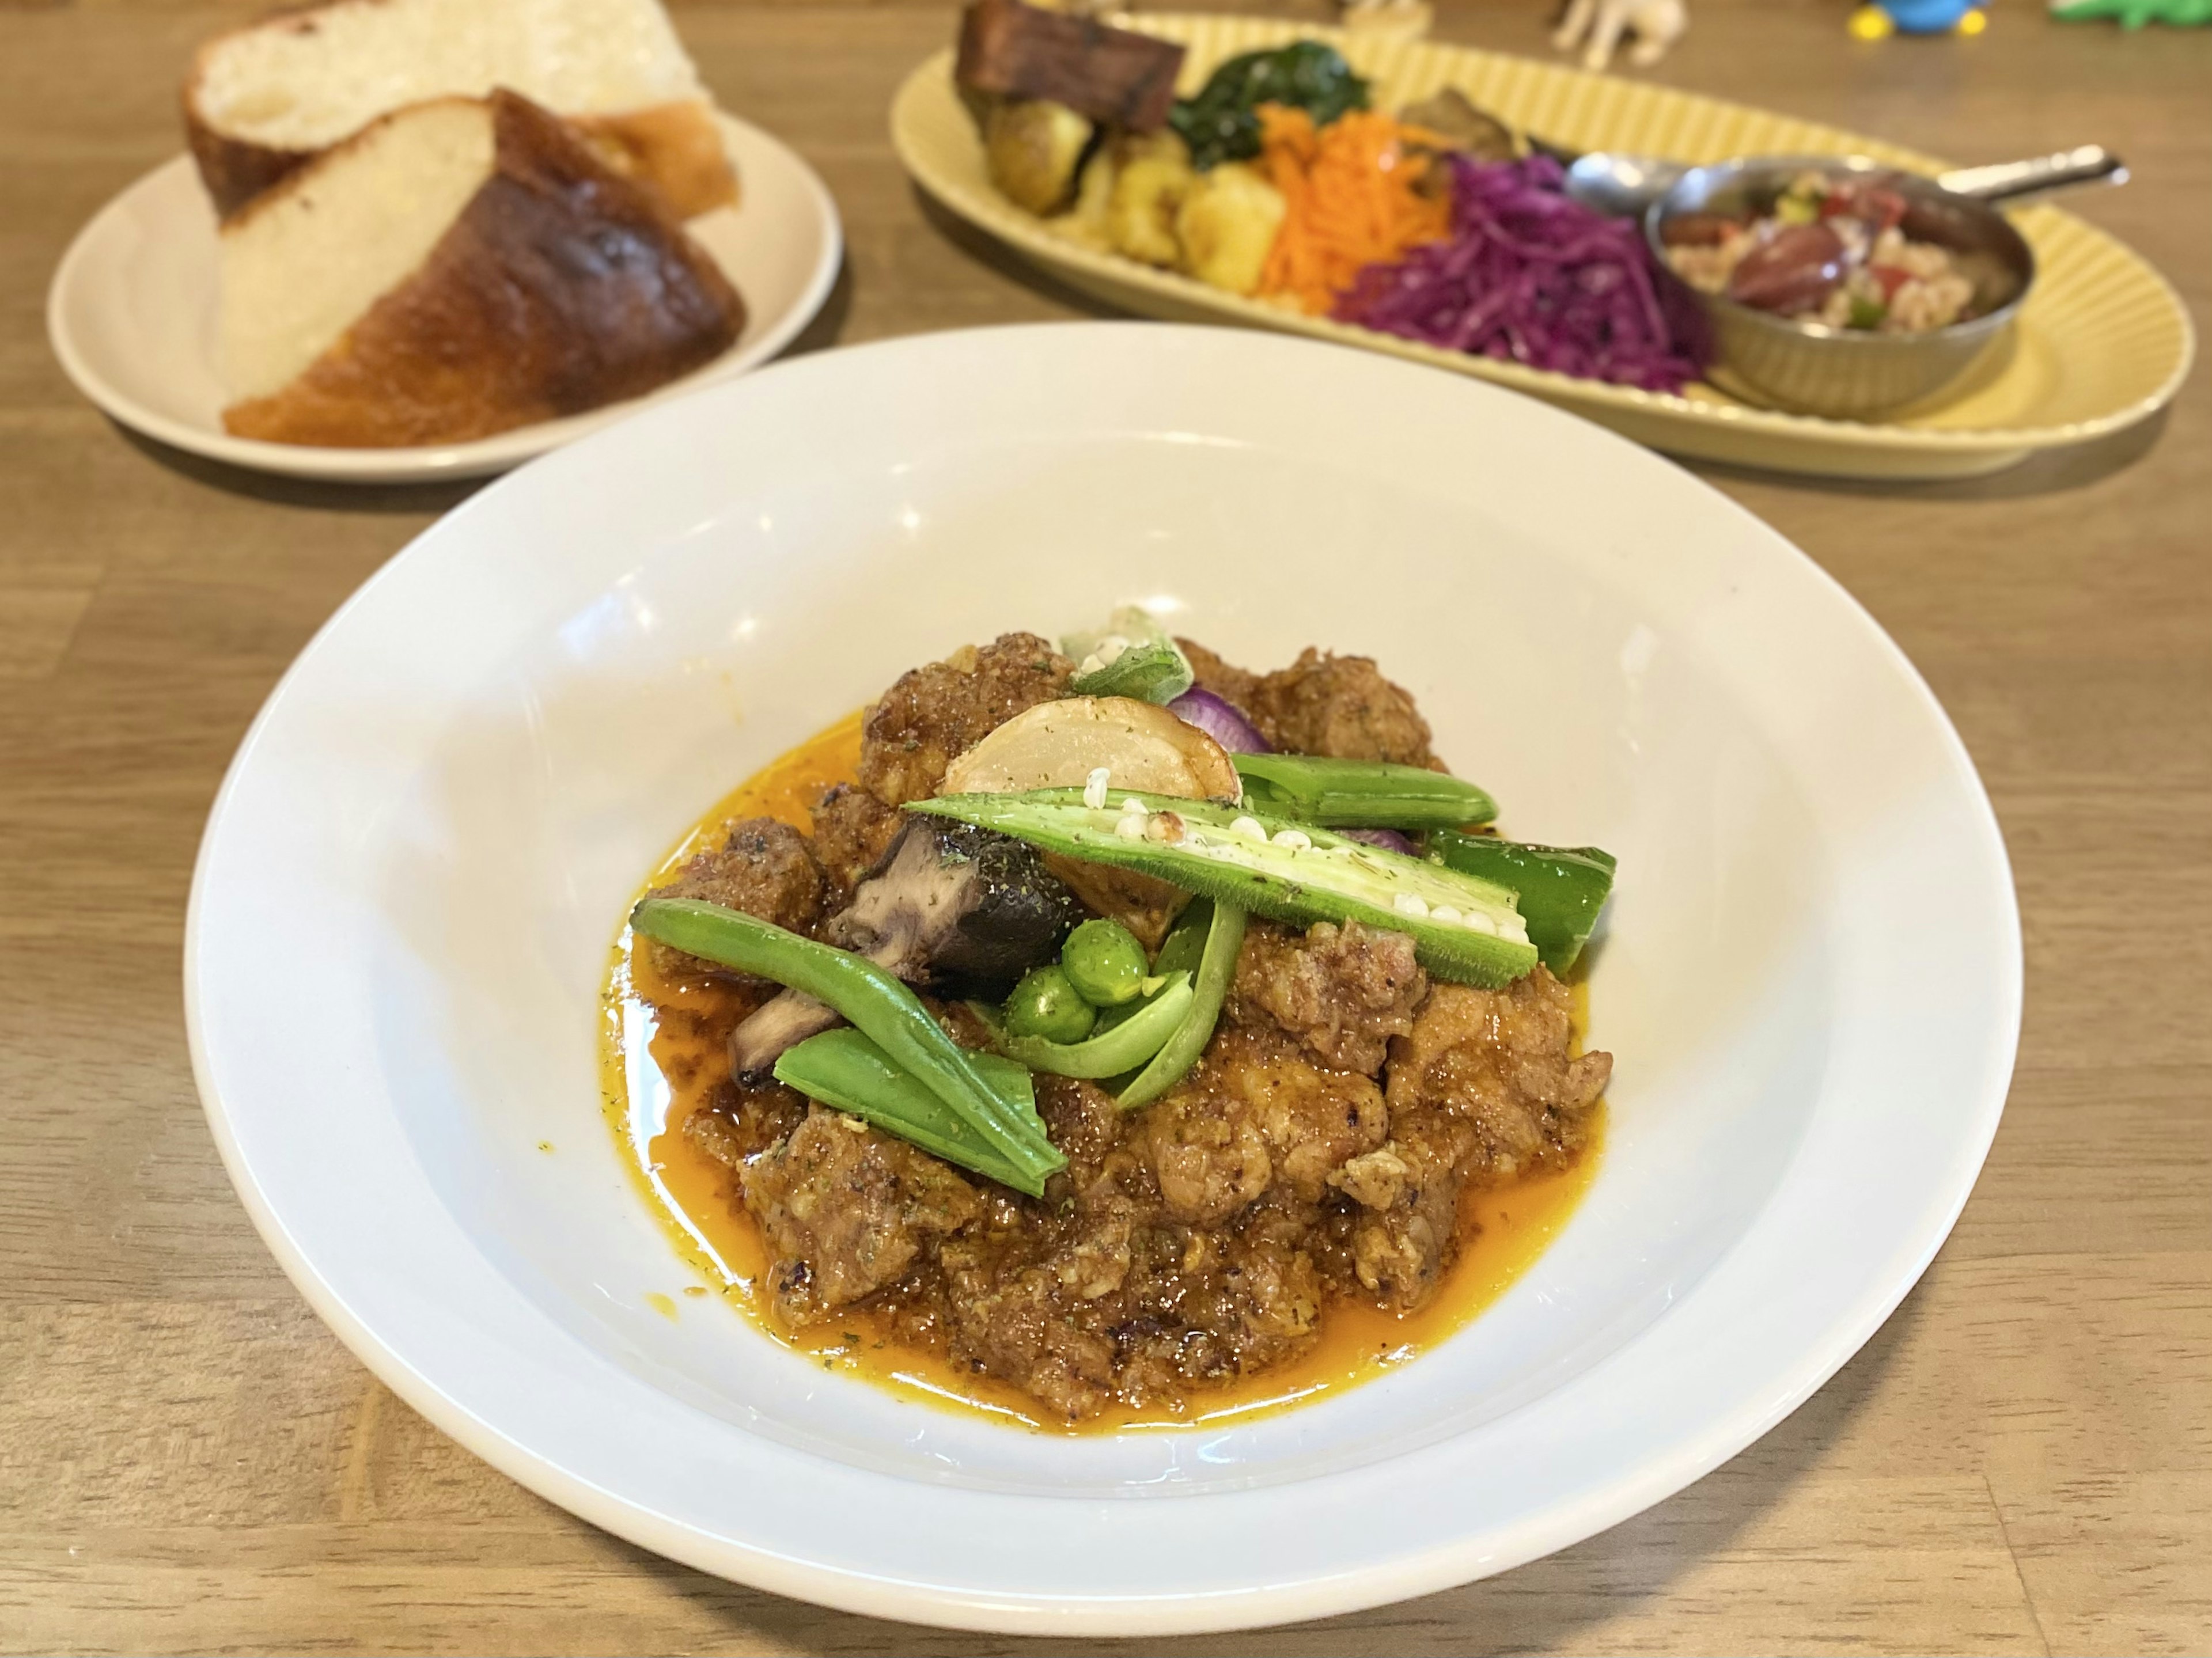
221, 89, 744, 448
184, 0, 738, 219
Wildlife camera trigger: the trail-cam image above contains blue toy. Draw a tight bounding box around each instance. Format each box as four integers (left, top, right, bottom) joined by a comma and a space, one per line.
1850, 0, 1989, 35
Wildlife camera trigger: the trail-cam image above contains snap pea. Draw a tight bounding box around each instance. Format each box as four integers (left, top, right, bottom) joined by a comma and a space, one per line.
1150, 900, 1211, 982
1004, 963, 1096, 1043
1425, 830, 1616, 975
1233, 754, 1498, 829
774, 1030, 1045, 1189
1116, 898, 1247, 1110
908, 791, 1537, 987
628, 898, 1065, 1193
976, 973, 1194, 1079
1060, 917, 1149, 1007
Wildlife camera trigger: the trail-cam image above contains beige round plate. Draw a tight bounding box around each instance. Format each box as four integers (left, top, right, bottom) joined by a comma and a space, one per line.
891, 14, 2193, 480
48, 112, 841, 484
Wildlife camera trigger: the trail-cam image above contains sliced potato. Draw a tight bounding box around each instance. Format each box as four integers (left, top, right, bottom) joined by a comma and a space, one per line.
941, 696, 1239, 800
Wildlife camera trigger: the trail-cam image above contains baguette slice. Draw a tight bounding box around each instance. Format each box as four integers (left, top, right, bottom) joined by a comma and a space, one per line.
185, 0, 737, 219
221, 89, 744, 449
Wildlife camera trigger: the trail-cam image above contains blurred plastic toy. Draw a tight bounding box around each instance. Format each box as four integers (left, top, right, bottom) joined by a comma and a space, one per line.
1554, 0, 1689, 68
1849, 0, 1988, 36
2051, 0, 2212, 23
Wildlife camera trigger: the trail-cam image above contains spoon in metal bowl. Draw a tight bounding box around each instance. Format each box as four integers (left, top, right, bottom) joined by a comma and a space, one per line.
1557, 142, 2127, 217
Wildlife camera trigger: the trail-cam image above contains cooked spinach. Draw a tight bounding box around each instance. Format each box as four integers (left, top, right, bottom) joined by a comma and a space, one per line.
1168, 41, 1371, 170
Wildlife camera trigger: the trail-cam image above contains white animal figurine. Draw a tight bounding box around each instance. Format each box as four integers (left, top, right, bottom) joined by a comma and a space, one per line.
1552, 0, 1689, 68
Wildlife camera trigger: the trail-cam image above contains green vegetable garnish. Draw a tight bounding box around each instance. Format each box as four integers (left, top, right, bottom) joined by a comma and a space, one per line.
1232, 754, 1498, 829
977, 973, 1195, 1079
773, 1030, 1046, 1192
1847, 292, 1888, 330
1060, 917, 1150, 1006
1004, 962, 1097, 1042
910, 791, 1537, 987
628, 897, 1065, 1194
1116, 898, 1247, 1110
1070, 640, 1193, 702
1061, 607, 1196, 703
1426, 830, 1616, 976
1169, 41, 1371, 170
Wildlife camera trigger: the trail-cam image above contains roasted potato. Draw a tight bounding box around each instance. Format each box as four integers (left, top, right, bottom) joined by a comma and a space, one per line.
1105, 136, 1196, 267
1174, 162, 1287, 295
984, 98, 1095, 215
1049, 145, 1118, 250
940, 695, 1240, 800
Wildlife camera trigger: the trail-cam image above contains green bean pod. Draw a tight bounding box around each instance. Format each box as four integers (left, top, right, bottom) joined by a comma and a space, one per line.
1232, 754, 1498, 829
975, 973, 1194, 1079
773, 1030, 1043, 1189
1116, 898, 1247, 1110
628, 898, 1065, 1192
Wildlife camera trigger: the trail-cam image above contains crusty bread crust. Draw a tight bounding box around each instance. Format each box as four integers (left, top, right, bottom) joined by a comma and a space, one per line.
570, 103, 739, 219
222, 90, 745, 447
184, 104, 313, 219
182, 8, 738, 220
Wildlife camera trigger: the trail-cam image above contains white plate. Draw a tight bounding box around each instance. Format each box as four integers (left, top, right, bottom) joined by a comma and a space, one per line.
46, 112, 840, 483
186, 323, 2020, 1635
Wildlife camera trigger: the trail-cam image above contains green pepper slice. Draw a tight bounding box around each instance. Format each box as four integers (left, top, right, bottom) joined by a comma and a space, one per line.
1426, 829, 1616, 975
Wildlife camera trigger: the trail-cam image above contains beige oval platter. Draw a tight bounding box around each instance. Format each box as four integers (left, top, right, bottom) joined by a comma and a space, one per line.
891, 12, 2192, 480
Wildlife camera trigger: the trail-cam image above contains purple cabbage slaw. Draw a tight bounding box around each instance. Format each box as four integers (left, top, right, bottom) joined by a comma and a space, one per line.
1331, 154, 1711, 393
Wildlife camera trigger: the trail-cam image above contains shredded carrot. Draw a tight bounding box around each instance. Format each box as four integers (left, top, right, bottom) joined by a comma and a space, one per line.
1257, 105, 1453, 315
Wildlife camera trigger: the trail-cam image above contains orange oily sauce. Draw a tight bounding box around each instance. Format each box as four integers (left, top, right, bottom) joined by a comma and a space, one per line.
600, 711, 1603, 1434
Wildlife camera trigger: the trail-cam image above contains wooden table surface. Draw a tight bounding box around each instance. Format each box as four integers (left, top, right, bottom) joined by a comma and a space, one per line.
3, 1, 2207, 1652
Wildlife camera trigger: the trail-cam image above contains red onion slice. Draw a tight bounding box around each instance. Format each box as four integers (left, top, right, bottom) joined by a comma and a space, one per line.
1168, 688, 1268, 754
1339, 827, 1418, 856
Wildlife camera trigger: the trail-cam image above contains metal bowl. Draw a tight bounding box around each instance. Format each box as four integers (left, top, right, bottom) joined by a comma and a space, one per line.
1646, 156, 2036, 421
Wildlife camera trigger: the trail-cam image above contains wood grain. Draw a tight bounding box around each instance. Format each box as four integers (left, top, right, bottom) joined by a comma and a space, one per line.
2, 1, 2207, 1652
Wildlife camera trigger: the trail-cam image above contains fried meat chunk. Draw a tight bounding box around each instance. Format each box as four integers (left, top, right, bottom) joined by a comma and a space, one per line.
1140, 1027, 1388, 1222
857, 632, 1074, 806
1172, 640, 1438, 766
642, 816, 824, 983
742, 1107, 981, 1326
808, 782, 903, 906
1176, 635, 1264, 714
1384, 970, 1611, 1181
1227, 919, 1429, 1075
1331, 968, 1611, 1310
1248, 647, 1437, 767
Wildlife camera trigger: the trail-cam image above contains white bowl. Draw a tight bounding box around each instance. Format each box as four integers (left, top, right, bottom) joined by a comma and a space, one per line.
186, 322, 2020, 1635
46, 112, 840, 484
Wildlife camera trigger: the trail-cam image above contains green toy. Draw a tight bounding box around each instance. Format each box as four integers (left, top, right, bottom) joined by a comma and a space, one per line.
2051, 0, 2212, 22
